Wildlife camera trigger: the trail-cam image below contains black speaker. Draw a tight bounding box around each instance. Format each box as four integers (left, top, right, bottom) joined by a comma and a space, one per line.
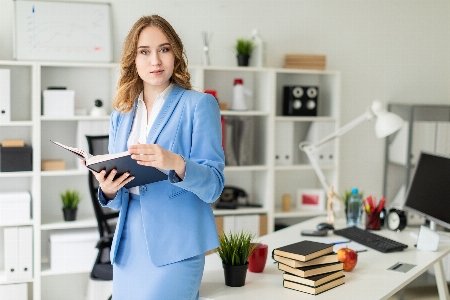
282, 86, 318, 116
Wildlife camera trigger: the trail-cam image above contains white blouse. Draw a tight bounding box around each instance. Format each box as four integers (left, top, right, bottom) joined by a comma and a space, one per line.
127, 83, 174, 194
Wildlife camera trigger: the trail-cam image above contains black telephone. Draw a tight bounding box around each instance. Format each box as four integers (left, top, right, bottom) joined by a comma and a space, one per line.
216, 186, 262, 209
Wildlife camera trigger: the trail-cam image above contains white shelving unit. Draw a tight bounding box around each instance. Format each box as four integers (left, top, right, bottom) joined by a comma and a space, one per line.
0, 61, 340, 299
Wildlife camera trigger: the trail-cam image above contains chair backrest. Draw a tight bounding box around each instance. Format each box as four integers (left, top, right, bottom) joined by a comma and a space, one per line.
86, 135, 119, 238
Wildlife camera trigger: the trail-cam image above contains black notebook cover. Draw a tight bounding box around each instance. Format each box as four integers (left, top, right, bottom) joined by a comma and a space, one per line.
87, 154, 167, 188
273, 240, 334, 261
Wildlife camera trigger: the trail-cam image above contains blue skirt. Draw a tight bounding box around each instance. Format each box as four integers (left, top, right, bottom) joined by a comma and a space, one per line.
113, 193, 205, 300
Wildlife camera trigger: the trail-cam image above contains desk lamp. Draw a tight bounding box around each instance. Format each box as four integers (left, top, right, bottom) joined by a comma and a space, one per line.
299, 100, 405, 223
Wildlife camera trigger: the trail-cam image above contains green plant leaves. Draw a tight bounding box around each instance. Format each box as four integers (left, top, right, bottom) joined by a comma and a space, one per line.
217, 230, 258, 266
60, 189, 81, 209
234, 38, 254, 56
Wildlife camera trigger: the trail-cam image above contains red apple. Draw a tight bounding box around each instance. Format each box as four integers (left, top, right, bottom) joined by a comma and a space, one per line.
337, 247, 358, 271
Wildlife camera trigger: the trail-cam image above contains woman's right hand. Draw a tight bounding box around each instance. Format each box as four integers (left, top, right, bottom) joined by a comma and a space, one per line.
82, 160, 134, 200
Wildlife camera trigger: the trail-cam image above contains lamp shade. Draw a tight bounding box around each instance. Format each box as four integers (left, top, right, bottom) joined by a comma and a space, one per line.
371, 101, 405, 138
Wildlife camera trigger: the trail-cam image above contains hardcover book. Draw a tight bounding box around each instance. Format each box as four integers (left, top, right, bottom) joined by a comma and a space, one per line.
283, 275, 345, 295
52, 140, 167, 188
283, 270, 344, 287
273, 252, 338, 268
273, 240, 334, 262
278, 262, 343, 278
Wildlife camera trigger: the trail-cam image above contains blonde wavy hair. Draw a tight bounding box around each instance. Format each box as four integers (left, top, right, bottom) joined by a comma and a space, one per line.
113, 15, 191, 112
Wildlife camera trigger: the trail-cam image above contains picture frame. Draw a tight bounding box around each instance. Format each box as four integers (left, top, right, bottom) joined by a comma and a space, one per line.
297, 189, 325, 211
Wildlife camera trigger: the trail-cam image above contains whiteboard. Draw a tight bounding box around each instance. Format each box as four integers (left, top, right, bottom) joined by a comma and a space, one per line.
14, 1, 113, 62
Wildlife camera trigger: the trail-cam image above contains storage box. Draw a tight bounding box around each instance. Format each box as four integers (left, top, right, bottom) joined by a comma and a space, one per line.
0, 191, 31, 224
0, 283, 28, 300
0, 145, 32, 171
43, 90, 75, 117
41, 159, 66, 171
50, 229, 99, 272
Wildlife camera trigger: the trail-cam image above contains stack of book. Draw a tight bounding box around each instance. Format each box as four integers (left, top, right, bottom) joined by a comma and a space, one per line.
284, 54, 327, 70
272, 240, 345, 295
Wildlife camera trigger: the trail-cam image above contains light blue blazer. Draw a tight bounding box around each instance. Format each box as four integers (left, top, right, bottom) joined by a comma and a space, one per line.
98, 85, 225, 267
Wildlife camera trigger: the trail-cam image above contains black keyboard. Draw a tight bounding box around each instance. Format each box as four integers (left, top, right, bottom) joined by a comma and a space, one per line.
333, 226, 408, 253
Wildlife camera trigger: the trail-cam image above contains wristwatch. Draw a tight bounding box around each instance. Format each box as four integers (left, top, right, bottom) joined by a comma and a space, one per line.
387, 209, 407, 231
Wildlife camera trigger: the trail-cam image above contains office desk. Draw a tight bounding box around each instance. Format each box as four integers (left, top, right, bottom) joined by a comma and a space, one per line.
200, 216, 450, 300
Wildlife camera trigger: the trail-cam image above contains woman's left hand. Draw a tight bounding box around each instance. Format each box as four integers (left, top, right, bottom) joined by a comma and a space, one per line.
128, 143, 186, 180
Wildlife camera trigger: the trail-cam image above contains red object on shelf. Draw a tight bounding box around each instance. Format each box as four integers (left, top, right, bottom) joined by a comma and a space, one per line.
204, 89, 217, 99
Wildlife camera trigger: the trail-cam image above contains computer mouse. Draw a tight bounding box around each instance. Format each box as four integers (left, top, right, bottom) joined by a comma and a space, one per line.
317, 222, 334, 231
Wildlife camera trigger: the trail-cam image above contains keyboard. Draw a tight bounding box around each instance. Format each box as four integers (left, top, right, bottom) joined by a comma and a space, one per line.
333, 226, 408, 253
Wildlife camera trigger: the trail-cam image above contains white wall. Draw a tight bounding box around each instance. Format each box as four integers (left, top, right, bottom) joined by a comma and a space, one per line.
1, 0, 449, 198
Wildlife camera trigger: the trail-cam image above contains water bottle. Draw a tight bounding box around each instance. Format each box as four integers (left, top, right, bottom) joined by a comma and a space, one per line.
347, 188, 363, 227
231, 78, 247, 110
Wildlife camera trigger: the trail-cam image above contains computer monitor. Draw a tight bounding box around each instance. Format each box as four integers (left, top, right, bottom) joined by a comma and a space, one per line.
403, 152, 450, 230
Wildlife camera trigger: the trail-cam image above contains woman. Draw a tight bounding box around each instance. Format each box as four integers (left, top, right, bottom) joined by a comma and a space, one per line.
90, 15, 225, 299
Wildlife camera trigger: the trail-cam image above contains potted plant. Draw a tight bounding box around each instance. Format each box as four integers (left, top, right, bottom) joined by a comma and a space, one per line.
234, 38, 254, 67
217, 230, 258, 287
61, 189, 81, 221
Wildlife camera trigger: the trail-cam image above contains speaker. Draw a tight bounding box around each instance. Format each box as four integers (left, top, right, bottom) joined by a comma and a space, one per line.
283, 86, 318, 116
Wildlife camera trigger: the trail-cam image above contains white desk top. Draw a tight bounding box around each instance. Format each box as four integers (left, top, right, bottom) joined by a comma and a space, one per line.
200, 216, 450, 300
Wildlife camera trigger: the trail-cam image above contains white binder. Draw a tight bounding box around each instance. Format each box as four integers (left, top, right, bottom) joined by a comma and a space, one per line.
4, 227, 19, 281
0, 69, 10, 123
18, 226, 33, 279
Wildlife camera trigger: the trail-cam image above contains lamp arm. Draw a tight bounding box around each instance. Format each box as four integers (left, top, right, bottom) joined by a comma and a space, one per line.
299, 108, 374, 193
305, 110, 373, 151
303, 147, 331, 192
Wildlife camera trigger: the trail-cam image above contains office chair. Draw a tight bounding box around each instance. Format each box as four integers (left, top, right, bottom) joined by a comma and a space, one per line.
86, 135, 118, 299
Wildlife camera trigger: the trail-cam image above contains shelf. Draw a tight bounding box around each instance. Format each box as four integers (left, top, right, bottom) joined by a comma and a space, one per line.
0, 171, 34, 178
0, 60, 35, 66
40, 169, 88, 176
0, 121, 33, 127
273, 67, 340, 75
274, 209, 327, 218
0, 220, 34, 227
40, 217, 97, 230
213, 207, 268, 216
275, 164, 335, 171
275, 116, 336, 122
221, 110, 269, 117
40, 263, 90, 276
0, 271, 34, 285
224, 165, 268, 172
40, 116, 110, 121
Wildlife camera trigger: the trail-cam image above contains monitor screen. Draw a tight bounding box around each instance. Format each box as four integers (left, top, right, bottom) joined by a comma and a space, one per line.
404, 152, 450, 230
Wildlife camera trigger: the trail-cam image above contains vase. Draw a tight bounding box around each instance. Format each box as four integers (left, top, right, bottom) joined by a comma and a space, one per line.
237, 54, 250, 67
63, 208, 77, 221
222, 262, 248, 287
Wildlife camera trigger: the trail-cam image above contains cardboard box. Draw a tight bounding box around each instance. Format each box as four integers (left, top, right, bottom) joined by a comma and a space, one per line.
41, 159, 66, 171
1, 139, 25, 147
50, 229, 99, 272
0, 191, 31, 224
0, 145, 32, 171
43, 90, 75, 117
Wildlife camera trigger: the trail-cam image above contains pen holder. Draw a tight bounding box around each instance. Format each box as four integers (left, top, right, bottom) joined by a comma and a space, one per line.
366, 211, 381, 230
